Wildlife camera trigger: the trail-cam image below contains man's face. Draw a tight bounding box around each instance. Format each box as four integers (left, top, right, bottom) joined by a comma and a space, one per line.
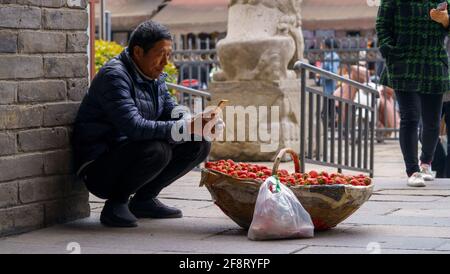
132, 39, 173, 79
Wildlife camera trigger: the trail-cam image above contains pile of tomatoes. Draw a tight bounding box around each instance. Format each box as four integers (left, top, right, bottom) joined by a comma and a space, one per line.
205, 159, 371, 186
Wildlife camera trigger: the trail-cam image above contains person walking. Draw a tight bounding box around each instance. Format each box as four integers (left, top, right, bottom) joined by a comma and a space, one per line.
376, 0, 450, 187
321, 38, 340, 96
429, 93, 450, 177
320, 38, 340, 124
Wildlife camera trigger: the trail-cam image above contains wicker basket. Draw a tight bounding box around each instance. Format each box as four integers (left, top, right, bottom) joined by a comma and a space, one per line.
200, 148, 374, 230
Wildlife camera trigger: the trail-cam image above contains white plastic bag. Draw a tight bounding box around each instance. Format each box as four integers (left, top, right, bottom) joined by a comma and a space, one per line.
248, 176, 314, 241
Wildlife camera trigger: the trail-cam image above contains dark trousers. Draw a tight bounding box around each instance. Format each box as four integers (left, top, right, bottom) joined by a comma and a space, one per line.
395, 91, 443, 176
431, 101, 450, 178
82, 139, 211, 203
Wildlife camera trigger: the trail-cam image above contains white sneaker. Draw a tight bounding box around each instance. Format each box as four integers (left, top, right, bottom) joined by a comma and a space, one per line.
407, 172, 426, 187
419, 164, 435, 181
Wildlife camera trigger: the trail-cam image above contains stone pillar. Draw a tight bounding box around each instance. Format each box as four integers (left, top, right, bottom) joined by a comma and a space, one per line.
209, 0, 304, 161
0, 0, 90, 237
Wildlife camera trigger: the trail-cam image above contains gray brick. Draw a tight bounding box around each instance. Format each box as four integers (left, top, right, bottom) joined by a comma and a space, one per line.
13, 0, 41, 5
44, 55, 88, 78
67, 78, 88, 101
0, 154, 43, 182
18, 127, 69, 152
0, 55, 43, 80
44, 194, 90, 226
0, 105, 43, 130
42, 0, 64, 7
0, 132, 16, 156
18, 80, 66, 103
0, 182, 18, 208
67, 32, 88, 53
43, 102, 79, 126
63, 194, 90, 220
18, 176, 66, 204
0, 30, 17, 53
18, 31, 66, 53
0, 81, 17, 105
0, 0, 58, 5
66, 0, 86, 9
43, 149, 73, 175
43, 199, 65, 226
64, 174, 88, 196
42, 8, 88, 30
0, 207, 14, 235
0, 204, 44, 236
0, 6, 41, 29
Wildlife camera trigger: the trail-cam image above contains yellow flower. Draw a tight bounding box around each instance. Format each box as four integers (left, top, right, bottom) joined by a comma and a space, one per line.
94, 40, 178, 96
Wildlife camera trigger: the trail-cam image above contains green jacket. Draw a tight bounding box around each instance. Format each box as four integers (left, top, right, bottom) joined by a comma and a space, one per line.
376, 0, 450, 93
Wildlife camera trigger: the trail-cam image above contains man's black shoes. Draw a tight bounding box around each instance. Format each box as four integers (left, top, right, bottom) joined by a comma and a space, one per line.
129, 197, 183, 219
100, 200, 138, 228
100, 197, 182, 227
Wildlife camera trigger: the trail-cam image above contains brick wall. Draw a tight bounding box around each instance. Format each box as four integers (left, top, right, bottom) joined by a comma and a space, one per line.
0, 0, 90, 236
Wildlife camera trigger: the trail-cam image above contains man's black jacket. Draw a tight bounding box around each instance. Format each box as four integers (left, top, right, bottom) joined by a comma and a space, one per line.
72, 48, 185, 174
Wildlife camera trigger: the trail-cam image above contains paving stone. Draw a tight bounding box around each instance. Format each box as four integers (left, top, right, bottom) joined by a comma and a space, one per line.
343, 214, 450, 227
295, 246, 449, 254
389, 208, 450, 218
435, 242, 450, 251
369, 195, 442, 203
345, 224, 450, 238
0, 214, 303, 253
0, 240, 154, 254
375, 189, 450, 196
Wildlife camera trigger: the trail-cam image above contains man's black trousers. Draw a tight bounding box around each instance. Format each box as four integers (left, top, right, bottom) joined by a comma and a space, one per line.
82, 139, 211, 203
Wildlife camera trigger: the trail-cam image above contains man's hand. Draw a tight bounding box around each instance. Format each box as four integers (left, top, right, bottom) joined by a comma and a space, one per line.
187, 109, 225, 140
430, 7, 449, 28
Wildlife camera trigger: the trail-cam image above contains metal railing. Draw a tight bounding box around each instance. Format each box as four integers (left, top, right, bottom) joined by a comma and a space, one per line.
166, 82, 211, 113
169, 35, 401, 142
172, 35, 221, 90
294, 61, 379, 177
304, 37, 401, 143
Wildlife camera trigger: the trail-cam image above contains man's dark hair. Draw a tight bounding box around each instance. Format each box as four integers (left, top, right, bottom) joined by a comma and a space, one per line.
128, 20, 172, 54
324, 38, 338, 49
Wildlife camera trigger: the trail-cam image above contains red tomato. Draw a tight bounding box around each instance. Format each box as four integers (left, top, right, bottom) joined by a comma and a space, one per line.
237, 171, 246, 176
277, 169, 289, 176
263, 169, 272, 176
317, 176, 327, 185
334, 177, 345, 185
248, 172, 257, 179
320, 171, 329, 178
293, 173, 303, 178
309, 170, 318, 178
229, 171, 238, 176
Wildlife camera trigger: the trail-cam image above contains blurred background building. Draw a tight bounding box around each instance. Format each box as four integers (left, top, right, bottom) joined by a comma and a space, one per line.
96, 0, 378, 46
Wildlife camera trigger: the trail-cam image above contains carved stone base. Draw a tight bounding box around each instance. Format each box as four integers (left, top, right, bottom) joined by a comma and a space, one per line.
208, 80, 301, 161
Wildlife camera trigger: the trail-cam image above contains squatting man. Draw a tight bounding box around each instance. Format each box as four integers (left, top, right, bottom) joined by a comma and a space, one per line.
72, 20, 224, 227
